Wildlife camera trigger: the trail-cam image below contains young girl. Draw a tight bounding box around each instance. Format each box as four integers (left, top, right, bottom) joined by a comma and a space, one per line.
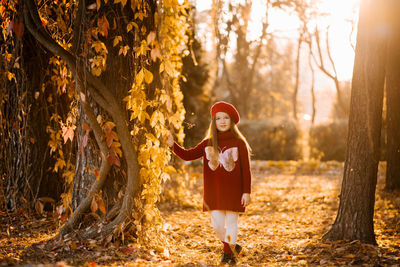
167, 101, 252, 265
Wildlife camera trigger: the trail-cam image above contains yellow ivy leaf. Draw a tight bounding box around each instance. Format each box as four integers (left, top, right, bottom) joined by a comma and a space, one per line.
147, 31, 156, 44
151, 47, 161, 62
138, 110, 150, 124
54, 158, 66, 172
159, 62, 164, 73
144, 68, 153, 84
113, 36, 122, 47
92, 41, 106, 53
164, 61, 175, 77
119, 45, 130, 56
5, 52, 12, 62
114, 146, 123, 158
150, 110, 165, 128
138, 150, 150, 165
136, 40, 150, 57
121, 0, 127, 7
96, 0, 101, 10
7, 72, 16, 81
92, 67, 102, 76
165, 166, 177, 173
127, 22, 138, 33
136, 68, 144, 85
135, 12, 146, 21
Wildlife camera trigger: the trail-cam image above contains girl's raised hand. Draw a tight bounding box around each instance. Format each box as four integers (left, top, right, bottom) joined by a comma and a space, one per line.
241, 193, 251, 207
166, 132, 174, 147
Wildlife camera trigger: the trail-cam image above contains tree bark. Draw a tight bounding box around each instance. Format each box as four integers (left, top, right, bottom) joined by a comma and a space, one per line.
293, 34, 302, 121
1, 24, 62, 210
323, 0, 388, 244
385, 0, 400, 191
23, 0, 144, 239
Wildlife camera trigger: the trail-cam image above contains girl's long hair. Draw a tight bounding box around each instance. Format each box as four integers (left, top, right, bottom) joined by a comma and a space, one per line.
204, 115, 252, 157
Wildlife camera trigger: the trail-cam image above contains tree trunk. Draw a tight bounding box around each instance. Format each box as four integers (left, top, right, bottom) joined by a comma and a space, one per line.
323, 0, 388, 244
385, 0, 400, 191
293, 35, 302, 121
72, 106, 100, 211
2, 29, 62, 210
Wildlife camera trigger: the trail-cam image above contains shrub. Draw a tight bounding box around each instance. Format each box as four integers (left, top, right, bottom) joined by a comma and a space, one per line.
309, 120, 348, 161
239, 118, 301, 160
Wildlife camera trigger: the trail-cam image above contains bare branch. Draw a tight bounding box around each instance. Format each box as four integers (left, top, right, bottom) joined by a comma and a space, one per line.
325, 26, 338, 79
308, 49, 316, 125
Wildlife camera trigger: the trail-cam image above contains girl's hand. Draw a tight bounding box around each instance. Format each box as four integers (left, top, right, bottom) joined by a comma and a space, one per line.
166, 131, 174, 147
241, 193, 251, 207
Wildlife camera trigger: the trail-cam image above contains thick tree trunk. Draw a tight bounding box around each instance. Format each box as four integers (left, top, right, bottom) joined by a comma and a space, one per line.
323, 0, 388, 244
72, 107, 99, 211
2, 31, 61, 210
385, 0, 400, 191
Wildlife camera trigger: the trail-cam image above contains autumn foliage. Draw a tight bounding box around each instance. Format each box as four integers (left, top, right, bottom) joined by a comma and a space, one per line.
0, 0, 190, 247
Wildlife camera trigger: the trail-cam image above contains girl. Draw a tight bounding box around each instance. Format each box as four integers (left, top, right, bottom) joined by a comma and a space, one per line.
167, 101, 252, 265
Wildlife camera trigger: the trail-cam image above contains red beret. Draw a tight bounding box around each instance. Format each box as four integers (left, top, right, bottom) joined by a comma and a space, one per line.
210, 101, 240, 124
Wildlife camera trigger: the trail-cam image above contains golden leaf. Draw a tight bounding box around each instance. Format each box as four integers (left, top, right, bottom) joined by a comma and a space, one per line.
147, 31, 156, 44
151, 47, 161, 61
127, 22, 138, 33
92, 67, 102, 76
113, 36, 122, 47
7, 72, 16, 82
136, 68, 144, 85
159, 62, 165, 73
144, 68, 153, 84
135, 12, 145, 21
165, 166, 177, 173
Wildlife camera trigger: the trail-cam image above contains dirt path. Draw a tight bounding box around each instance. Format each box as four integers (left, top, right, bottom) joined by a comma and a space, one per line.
1, 164, 399, 266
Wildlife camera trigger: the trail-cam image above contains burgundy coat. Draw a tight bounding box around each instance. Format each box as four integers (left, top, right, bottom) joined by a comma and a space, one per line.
172, 131, 251, 212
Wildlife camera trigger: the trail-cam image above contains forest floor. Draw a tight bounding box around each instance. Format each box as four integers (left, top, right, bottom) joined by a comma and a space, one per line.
1, 161, 400, 266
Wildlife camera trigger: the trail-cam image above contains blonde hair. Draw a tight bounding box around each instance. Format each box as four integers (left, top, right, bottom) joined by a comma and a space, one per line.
204, 115, 252, 157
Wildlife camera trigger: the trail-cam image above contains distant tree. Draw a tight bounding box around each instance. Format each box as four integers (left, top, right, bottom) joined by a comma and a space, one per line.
180, 7, 210, 147
385, 0, 400, 191
323, 0, 388, 244
331, 81, 351, 120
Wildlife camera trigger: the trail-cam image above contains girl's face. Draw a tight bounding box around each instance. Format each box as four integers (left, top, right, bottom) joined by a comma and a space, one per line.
215, 112, 231, 132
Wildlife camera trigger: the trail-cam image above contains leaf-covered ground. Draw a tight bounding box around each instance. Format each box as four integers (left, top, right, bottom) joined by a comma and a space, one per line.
1, 161, 400, 266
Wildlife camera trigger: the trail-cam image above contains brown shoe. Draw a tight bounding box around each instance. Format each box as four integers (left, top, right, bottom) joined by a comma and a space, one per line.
221, 252, 236, 265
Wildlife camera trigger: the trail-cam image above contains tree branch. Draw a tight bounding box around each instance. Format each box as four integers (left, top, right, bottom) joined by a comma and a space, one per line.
325, 26, 338, 79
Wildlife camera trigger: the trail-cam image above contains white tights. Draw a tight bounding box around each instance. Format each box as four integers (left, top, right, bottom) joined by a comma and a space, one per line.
210, 210, 239, 244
